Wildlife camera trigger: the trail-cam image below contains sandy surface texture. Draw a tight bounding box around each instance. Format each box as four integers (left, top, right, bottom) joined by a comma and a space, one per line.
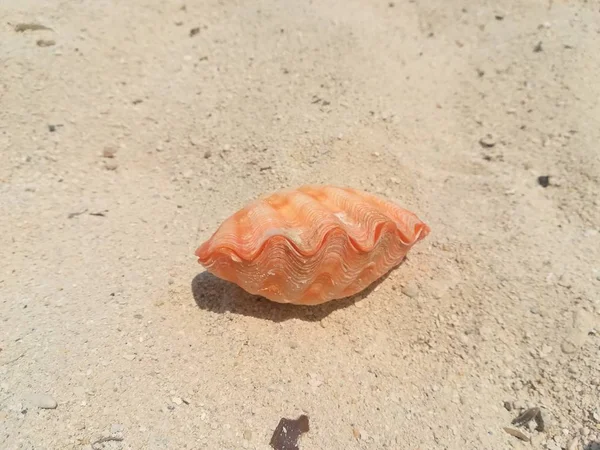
1, 0, 599, 449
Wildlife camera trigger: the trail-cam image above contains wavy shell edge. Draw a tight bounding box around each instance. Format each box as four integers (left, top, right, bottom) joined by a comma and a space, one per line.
195, 185, 430, 264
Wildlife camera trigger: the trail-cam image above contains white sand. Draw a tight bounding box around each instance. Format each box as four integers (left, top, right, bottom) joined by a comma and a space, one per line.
1, 1, 599, 449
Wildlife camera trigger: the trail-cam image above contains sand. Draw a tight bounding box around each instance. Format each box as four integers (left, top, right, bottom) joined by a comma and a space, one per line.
1, 0, 599, 449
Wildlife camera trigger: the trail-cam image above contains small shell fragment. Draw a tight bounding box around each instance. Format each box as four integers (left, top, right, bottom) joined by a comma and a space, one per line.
195, 185, 430, 305
503, 427, 530, 442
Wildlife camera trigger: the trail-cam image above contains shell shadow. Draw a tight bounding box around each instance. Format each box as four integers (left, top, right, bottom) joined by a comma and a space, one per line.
190, 267, 398, 323
585, 442, 600, 450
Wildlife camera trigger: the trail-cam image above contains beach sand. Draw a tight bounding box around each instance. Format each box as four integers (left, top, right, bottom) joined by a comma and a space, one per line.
1, 1, 599, 449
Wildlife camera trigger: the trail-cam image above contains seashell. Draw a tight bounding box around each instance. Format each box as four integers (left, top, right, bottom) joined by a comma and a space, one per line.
195, 185, 430, 305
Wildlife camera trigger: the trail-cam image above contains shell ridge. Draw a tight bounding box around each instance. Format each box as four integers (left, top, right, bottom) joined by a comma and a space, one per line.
198, 216, 425, 265
225, 225, 413, 302
196, 185, 429, 263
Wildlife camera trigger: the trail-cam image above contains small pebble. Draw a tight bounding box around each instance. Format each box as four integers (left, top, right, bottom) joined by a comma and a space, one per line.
537, 175, 551, 187
401, 283, 419, 298
540, 345, 553, 358
243, 430, 252, 440
27, 393, 57, 409
36, 39, 55, 47
479, 134, 496, 148
122, 354, 136, 361
204, 150, 212, 159
102, 147, 117, 158
104, 161, 118, 171
172, 397, 183, 405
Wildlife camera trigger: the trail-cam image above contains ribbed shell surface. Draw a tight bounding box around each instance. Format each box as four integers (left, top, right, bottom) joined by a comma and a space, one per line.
195, 185, 430, 305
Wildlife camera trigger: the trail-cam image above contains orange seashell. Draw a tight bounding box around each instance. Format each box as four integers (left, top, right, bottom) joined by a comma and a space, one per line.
195, 185, 430, 305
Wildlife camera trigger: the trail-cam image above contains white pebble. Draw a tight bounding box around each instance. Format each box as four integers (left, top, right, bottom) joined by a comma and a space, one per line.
27, 393, 57, 409
401, 283, 419, 298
